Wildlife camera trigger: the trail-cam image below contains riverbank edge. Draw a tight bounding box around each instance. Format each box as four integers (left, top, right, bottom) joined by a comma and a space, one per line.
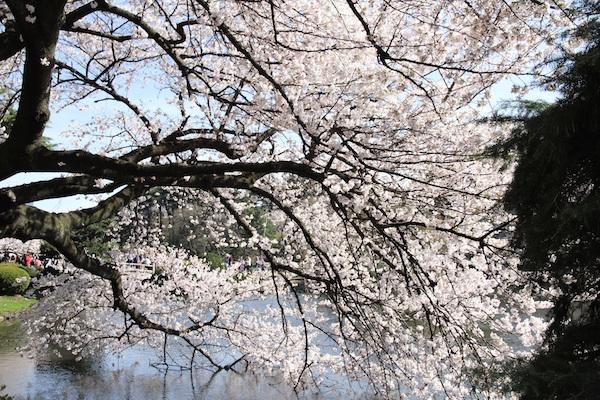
0, 296, 36, 322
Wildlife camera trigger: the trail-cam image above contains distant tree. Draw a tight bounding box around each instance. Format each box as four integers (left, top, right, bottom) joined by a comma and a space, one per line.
71, 219, 116, 259
118, 188, 280, 266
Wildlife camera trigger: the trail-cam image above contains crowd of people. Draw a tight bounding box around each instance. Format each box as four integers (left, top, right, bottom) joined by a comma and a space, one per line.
2, 248, 264, 276
0, 252, 63, 274
224, 254, 267, 272
125, 253, 153, 266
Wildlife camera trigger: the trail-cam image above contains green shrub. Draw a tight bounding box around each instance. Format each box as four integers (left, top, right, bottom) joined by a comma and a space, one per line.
0, 263, 31, 295
205, 252, 224, 270
19, 265, 40, 278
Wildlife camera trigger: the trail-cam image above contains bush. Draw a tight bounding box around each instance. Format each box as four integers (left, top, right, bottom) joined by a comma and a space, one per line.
20, 265, 41, 278
205, 252, 224, 270
0, 263, 31, 295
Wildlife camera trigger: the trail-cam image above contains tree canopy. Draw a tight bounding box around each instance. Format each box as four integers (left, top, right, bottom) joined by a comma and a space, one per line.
0, 0, 586, 397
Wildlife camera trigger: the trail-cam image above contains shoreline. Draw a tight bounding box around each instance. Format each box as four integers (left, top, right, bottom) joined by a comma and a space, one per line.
0, 296, 36, 322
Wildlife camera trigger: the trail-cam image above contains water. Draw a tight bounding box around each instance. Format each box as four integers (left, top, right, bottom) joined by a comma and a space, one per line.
1, 295, 547, 399
0, 294, 372, 400
0, 319, 351, 400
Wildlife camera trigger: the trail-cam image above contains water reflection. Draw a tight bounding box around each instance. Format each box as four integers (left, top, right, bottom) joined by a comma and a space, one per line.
0, 321, 365, 400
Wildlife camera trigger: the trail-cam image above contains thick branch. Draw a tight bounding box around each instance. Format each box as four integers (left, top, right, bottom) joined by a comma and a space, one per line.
0, 176, 117, 213
31, 147, 326, 182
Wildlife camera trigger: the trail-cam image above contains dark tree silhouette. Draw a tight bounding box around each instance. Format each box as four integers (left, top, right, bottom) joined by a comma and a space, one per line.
497, 3, 600, 397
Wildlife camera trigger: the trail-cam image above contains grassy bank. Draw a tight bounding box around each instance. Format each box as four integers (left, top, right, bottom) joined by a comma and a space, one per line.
0, 296, 36, 315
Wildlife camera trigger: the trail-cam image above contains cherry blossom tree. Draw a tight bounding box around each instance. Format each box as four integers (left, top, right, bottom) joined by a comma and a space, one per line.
0, 238, 41, 254
0, 0, 579, 397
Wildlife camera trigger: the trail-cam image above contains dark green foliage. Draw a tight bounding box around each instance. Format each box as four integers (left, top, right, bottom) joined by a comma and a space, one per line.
504, 51, 600, 280
20, 265, 40, 278
495, 4, 600, 398
204, 251, 224, 270
0, 263, 31, 295
1, 107, 53, 148
0, 108, 16, 134
243, 203, 282, 243
78, 188, 281, 268
510, 321, 600, 399
71, 219, 116, 259
143, 189, 281, 263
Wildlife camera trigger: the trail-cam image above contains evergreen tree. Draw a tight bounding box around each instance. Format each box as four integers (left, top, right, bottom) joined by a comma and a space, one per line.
497, 3, 600, 398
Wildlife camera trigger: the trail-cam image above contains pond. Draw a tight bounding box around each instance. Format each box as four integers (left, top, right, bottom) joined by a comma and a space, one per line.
0, 295, 547, 399
0, 304, 369, 400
